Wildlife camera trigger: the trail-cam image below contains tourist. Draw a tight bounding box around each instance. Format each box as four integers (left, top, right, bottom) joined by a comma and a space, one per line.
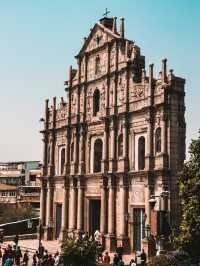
116, 245, 124, 260
2, 245, 13, 265
54, 251, 60, 266
14, 234, 19, 247
32, 253, 37, 266
4, 257, 13, 266
94, 230, 101, 243
117, 258, 125, 266
22, 250, 29, 266
41, 250, 48, 266
96, 242, 103, 262
82, 231, 89, 241
130, 259, 136, 266
113, 253, 119, 266
140, 249, 147, 266
14, 246, 22, 266
103, 250, 110, 265
38, 244, 44, 258
0, 230, 4, 244
47, 254, 55, 266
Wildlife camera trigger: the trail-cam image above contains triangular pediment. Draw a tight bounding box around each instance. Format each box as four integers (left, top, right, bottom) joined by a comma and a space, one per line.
76, 21, 120, 58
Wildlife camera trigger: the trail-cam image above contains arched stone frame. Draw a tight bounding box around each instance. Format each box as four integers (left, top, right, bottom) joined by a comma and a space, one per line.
95, 55, 101, 75
57, 145, 66, 176
138, 136, 145, 170
90, 135, 104, 173
60, 147, 66, 175
155, 127, 161, 154
129, 129, 135, 170
134, 133, 147, 171
93, 88, 100, 116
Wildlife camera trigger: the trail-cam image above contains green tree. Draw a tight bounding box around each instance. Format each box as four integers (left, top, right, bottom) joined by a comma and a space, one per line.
176, 132, 200, 263
0, 204, 36, 224
149, 255, 180, 266
61, 235, 97, 266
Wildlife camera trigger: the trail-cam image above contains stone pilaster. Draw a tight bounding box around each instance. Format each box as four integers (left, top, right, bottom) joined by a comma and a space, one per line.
102, 121, 109, 173
100, 176, 107, 237
120, 117, 129, 171
42, 136, 48, 176
40, 180, 47, 226
79, 126, 85, 174
118, 175, 129, 249
44, 178, 54, 240
60, 179, 69, 241
106, 175, 116, 251
65, 127, 71, 175
68, 177, 77, 232
70, 127, 78, 175
146, 64, 155, 170
109, 118, 117, 172
77, 177, 84, 232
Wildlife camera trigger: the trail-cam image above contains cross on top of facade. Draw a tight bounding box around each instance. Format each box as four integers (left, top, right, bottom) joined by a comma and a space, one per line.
102, 8, 111, 18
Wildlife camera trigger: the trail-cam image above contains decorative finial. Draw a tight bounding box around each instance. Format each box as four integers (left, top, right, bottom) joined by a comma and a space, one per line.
102, 8, 111, 18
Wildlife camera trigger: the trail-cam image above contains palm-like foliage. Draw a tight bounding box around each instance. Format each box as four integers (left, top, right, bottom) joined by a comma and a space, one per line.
61, 235, 97, 266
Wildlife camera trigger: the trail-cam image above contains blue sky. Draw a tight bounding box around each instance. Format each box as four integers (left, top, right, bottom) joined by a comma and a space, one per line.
0, 0, 199, 161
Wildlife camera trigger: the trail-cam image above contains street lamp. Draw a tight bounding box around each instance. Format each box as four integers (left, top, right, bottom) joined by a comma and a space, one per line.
149, 191, 170, 253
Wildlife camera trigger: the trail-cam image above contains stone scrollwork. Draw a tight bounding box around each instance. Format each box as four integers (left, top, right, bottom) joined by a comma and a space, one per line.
131, 85, 144, 100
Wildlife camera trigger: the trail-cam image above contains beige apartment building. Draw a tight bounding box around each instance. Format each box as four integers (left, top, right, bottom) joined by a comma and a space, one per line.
40, 16, 185, 252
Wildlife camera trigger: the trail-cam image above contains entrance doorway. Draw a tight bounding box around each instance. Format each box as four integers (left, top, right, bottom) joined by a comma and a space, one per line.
89, 199, 101, 235
56, 204, 62, 239
133, 208, 145, 251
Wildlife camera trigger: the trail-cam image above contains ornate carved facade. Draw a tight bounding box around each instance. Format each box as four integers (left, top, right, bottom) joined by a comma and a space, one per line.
40, 16, 185, 252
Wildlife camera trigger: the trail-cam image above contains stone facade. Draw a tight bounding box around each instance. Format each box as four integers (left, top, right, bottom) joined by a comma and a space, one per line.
40, 17, 186, 252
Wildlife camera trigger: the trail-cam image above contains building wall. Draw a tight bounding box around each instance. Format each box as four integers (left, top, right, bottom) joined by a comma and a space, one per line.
40, 17, 185, 252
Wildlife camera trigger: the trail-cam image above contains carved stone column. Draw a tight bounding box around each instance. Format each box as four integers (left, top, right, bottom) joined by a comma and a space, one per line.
102, 121, 109, 173
118, 176, 129, 249
71, 128, 78, 175
77, 177, 84, 231
146, 64, 155, 170
106, 175, 116, 251
60, 179, 69, 240
42, 136, 48, 176
42, 99, 49, 176
100, 177, 107, 236
69, 178, 77, 232
160, 113, 169, 168
79, 126, 85, 174
109, 119, 117, 172
146, 116, 154, 170
40, 180, 47, 226
121, 117, 129, 171
45, 178, 54, 240
65, 127, 70, 175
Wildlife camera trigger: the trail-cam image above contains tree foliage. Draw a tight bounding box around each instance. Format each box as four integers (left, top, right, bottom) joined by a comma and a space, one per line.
0, 204, 36, 224
176, 132, 200, 263
149, 255, 180, 266
61, 235, 97, 266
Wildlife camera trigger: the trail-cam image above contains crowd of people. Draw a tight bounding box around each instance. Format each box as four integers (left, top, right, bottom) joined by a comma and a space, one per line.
0, 234, 60, 266
0, 230, 147, 266
93, 230, 147, 266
